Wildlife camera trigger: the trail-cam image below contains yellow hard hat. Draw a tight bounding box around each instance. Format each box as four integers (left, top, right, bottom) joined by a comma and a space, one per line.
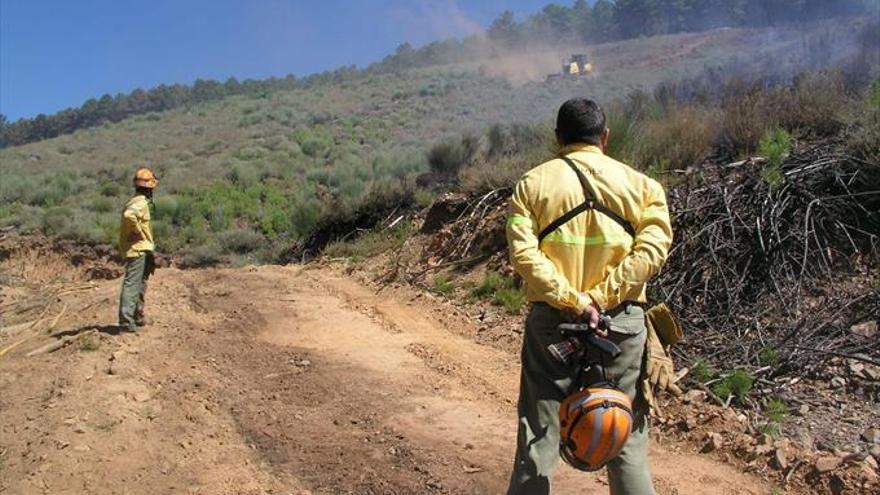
133, 167, 158, 189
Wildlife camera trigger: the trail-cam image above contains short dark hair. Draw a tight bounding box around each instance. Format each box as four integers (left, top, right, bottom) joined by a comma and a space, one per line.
556, 98, 606, 146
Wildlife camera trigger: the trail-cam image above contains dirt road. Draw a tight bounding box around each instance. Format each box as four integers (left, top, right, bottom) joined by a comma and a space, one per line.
1, 264, 774, 494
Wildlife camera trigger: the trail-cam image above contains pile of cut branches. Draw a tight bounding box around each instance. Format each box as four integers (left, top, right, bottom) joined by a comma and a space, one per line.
656, 142, 879, 381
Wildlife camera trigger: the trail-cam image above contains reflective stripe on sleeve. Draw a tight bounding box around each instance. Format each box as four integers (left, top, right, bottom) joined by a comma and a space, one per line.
507, 215, 533, 228
640, 207, 667, 220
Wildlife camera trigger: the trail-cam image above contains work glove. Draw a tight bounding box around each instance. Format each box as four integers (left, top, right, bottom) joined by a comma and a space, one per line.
642, 322, 682, 416
646, 322, 682, 395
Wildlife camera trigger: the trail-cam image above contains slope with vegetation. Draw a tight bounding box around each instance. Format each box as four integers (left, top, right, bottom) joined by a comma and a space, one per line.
0, 12, 873, 266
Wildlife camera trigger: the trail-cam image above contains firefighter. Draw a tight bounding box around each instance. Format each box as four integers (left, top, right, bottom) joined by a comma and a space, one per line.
505, 98, 676, 495
117, 167, 158, 332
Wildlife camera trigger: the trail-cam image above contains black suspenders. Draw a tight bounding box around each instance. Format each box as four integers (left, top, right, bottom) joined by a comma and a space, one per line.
537, 157, 636, 243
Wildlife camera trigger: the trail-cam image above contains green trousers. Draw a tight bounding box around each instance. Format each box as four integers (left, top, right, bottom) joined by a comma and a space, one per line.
507, 303, 655, 495
118, 252, 153, 329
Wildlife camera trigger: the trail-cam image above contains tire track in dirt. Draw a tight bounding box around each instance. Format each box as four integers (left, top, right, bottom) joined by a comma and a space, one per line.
2, 264, 776, 494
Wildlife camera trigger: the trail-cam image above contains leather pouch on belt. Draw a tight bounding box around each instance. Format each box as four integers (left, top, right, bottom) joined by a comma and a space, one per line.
645, 303, 682, 347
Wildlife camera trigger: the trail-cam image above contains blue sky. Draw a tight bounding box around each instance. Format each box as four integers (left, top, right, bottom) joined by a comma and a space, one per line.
0, 0, 554, 120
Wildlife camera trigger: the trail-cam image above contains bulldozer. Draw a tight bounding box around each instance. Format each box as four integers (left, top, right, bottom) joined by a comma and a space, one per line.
547, 54, 593, 81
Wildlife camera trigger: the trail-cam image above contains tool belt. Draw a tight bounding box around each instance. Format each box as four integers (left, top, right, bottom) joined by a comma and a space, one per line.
539, 155, 682, 347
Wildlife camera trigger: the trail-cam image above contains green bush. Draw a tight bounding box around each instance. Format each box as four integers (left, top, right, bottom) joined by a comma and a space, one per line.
322, 221, 411, 259
471, 271, 510, 299
414, 189, 435, 208
89, 196, 116, 213
761, 396, 789, 438
758, 346, 781, 367
180, 242, 223, 267
427, 134, 478, 176
712, 369, 754, 404
495, 287, 526, 314
469, 271, 525, 313
690, 358, 716, 383
758, 128, 792, 187
218, 229, 264, 254
431, 274, 455, 295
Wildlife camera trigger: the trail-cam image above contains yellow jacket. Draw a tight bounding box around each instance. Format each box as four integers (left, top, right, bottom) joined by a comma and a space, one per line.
506, 144, 673, 312
118, 194, 154, 259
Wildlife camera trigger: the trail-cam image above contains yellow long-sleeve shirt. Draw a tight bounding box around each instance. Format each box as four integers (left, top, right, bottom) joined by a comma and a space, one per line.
118, 194, 154, 259
506, 144, 673, 313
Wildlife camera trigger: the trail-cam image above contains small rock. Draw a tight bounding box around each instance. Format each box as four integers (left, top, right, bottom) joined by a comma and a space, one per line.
754, 444, 774, 456
798, 404, 810, 416
815, 456, 842, 473
702, 432, 724, 453
133, 392, 151, 402
863, 366, 880, 382
849, 362, 865, 376
73, 445, 90, 453
863, 429, 880, 444
73, 424, 87, 434
850, 320, 878, 338
772, 449, 788, 470
297, 360, 311, 367
870, 444, 880, 461
683, 389, 706, 404
861, 460, 879, 481
831, 376, 846, 388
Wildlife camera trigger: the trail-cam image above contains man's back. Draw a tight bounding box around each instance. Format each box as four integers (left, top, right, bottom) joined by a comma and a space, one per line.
507, 143, 672, 312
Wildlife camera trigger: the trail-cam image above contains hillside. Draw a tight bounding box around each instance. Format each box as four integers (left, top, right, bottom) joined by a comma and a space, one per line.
0, 17, 872, 263
1, 7, 879, 495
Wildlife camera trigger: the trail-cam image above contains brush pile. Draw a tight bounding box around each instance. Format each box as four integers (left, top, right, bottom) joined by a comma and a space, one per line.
657, 142, 879, 382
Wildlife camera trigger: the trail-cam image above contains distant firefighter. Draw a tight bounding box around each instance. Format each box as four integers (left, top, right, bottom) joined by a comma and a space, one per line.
117, 167, 158, 332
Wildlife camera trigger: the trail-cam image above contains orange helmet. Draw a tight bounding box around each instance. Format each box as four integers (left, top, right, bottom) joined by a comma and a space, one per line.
559, 385, 634, 471
133, 167, 158, 189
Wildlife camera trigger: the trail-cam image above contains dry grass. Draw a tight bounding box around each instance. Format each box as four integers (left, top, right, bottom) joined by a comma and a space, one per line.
636, 105, 718, 170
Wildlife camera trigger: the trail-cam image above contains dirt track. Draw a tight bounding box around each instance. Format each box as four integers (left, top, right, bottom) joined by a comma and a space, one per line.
1, 265, 774, 494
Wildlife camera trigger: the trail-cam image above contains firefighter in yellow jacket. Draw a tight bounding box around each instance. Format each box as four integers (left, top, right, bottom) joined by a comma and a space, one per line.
118, 168, 158, 332
505, 99, 675, 495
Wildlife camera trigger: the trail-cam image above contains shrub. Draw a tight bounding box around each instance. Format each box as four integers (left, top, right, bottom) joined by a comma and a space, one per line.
153, 196, 180, 222
758, 128, 792, 187
721, 88, 776, 155
761, 397, 790, 438
427, 134, 479, 176
637, 106, 717, 171
495, 287, 526, 314
78, 333, 101, 351
712, 369, 754, 404
414, 189, 435, 208
758, 346, 781, 367
322, 221, 411, 259
431, 274, 455, 295
782, 71, 848, 136
89, 195, 116, 213
690, 358, 716, 383
604, 107, 641, 164
180, 242, 223, 267
471, 271, 509, 299
218, 229, 264, 254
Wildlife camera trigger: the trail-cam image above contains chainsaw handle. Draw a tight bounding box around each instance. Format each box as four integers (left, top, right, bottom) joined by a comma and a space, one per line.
557, 323, 622, 358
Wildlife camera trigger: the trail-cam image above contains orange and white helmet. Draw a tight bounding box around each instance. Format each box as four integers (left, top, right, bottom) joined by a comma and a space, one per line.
559, 385, 634, 471
133, 167, 158, 189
